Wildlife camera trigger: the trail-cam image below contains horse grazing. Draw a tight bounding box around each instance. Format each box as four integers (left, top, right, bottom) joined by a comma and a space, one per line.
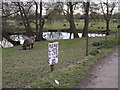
22, 36, 35, 50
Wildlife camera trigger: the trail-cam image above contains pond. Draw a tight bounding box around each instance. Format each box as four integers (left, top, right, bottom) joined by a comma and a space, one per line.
0, 32, 105, 48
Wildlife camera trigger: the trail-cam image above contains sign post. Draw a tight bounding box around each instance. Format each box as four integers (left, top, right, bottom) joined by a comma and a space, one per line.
48, 42, 58, 72
51, 65, 54, 72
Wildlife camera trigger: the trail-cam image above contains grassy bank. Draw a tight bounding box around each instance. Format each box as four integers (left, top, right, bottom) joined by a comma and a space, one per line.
27, 47, 116, 88
2, 34, 119, 88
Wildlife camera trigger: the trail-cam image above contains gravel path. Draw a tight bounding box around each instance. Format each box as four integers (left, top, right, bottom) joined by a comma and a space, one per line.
75, 47, 119, 88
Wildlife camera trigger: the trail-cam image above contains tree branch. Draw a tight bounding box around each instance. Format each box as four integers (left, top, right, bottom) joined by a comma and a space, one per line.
2, 10, 20, 17
59, 2, 71, 22
100, 1, 107, 20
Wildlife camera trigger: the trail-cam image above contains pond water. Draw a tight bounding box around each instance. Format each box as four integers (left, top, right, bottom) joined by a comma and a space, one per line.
0, 32, 105, 48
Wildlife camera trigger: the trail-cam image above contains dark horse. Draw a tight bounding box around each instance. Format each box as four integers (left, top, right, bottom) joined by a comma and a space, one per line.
22, 36, 35, 50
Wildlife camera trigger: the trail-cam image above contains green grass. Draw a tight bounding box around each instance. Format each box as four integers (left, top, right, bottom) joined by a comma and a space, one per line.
44, 21, 84, 30
2, 34, 119, 88
27, 48, 114, 88
89, 22, 119, 31
6, 21, 119, 32
44, 21, 119, 32
44, 21, 70, 30
26, 35, 119, 88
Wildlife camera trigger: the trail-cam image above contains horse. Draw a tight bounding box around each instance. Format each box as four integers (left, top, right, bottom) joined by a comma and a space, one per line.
22, 36, 35, 50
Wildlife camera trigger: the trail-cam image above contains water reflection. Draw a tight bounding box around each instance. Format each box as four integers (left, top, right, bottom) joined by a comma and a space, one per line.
0, 32, 105, 48
43, 32, 71, 40
0, 38, 13, 48
10, 35, 29, 44
43, 32, 105, 40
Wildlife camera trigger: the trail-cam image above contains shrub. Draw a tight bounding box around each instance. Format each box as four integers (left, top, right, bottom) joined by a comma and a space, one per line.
92, 41, 103, 46
99, 40, 118, 49
92, 39, 118, 49
89, 49, 100, 56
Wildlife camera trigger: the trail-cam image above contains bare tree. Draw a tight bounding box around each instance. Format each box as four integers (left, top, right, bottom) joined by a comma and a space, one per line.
34, 2, 39, 41
59, 2, 79, 39
38, 1, 45, 41
14, 2, 34, 36
100, 0, 117, 36
2, 2, 20, 46
89, 2, 100, 22
82, 1, 90, 38
35, 1, 60, 41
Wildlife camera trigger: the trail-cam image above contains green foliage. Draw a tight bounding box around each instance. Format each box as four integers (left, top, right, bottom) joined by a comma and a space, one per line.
92, 41, 103, 46
99, 40, 118, 49
92, 38, 118, 49
89, 49, 100, 56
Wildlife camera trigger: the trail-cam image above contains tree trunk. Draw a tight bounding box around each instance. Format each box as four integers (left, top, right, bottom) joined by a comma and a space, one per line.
38, 2, 43, 41
106, 20, 110, 35
2, 30, 20, 46
69, 2, 79, 38
82, 1, 90, 56
82, 2, 89, 37
106, 0, 110, 36
82, 19, 89, 37
24, 13, 33, 36
69, 21, 79, 38
34, 2, 45, 41
35, 2, 39, 41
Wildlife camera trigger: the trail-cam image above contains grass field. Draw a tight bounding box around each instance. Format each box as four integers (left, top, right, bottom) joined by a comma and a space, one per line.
6, 21, 119, 32
44, 21, 119, 31
27, 47, 116, 88
2, 33, 119, 88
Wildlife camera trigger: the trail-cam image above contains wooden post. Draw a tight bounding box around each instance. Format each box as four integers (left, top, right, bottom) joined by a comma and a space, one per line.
115, 29, 118, 39
50, 40, 54, 72
105, 32, 107, 41
51, 65, 54, 72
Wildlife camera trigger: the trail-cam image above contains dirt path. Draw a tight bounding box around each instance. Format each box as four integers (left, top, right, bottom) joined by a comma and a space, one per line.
74, 47, 119, 88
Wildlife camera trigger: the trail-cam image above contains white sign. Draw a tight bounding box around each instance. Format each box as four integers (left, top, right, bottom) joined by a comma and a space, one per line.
48, 42, 58, 65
